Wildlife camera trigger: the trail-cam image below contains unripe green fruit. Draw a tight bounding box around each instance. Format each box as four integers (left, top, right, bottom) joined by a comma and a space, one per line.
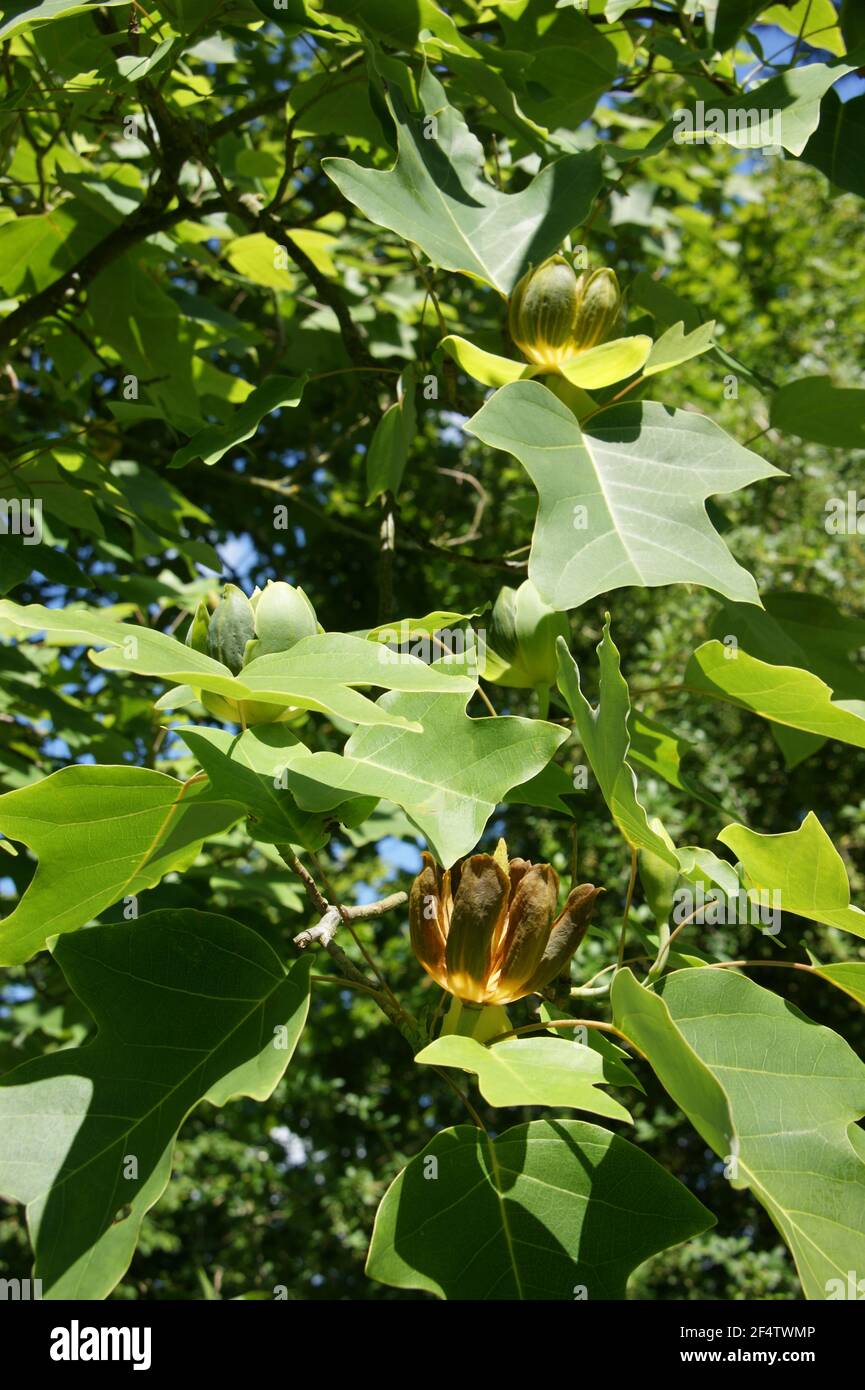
509, 255, 581, 369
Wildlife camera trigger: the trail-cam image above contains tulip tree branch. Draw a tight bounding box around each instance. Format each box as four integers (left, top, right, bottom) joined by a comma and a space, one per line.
491, 1017, 647, 1062
292, 892, 409, 949
276, 843, 424, 1047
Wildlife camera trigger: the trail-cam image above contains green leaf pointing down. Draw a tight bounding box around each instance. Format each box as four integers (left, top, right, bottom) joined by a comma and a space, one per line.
0, 911, 312, 1299
366, 1117, 713, 1299
613, 967, 865, 1299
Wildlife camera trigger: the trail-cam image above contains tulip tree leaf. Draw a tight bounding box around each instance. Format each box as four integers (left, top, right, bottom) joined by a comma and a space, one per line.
179, 725, 377, 848
717, 811, 865, 941
612, 967, 865, 1299
676, 60, 857, 156
366, 366, 417, 503
801, 90, 865, 200
324, 67, 603, 295
170, 374, 308, 468
0, 0, 128, 41
706, 591, 865, 767
557, 621, 678, 866
685, 641, 865, 752
711, 593, 865, 695
806, 957, 865, 1009
415, 1035, 632, 1121
642, 319, 716, 377
366, 1117, 714, 1299
465, 382, 780, 611
0, 766, 241, 967
628, 708, 729, 815
365, 607, 487, 642
287, 677, 569, 866
769, 375, 865, 448
0, 602, 477, 732
0, 911, 312, 1299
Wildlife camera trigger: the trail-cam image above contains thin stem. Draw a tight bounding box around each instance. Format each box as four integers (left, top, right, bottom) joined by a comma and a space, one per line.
310, 974, 387, 998
432, 1066, 487, 1130
492, 1017, 647, 1061
702, 959, 815, 975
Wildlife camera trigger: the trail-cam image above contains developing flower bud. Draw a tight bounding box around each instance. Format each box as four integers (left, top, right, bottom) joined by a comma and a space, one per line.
509, 257, 623, 369
509, 255, 582, 369
571, 268, 622, 353
484, 579, 570, 690
185, 580, 321, 725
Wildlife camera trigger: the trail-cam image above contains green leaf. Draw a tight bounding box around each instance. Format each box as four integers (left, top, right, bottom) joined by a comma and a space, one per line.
710, 592, 865, 702
179, 725, 377, 849
365, 607, 487, 642
556, 619, 678, 866
629, 708, 729, 815
685, 640, 865, 752
0, 603, 477, 732
717, 811, 865, 940
0, 206, 111, 298
630, 270, 702, 333
324, 66, 602, 295
770, 375, 865, 448
366, 1117, 714, 1299
538, 1000, 644, 1091
229, 635, 479, 730
801, 91, 865, 199
0, 766, 241, 966
170, 375, 307, 468
366, 366, 417, 502
704, 0, 764, 48
116, 36, 174, 83
287, 669, 568, 865
642, 319, 716, 377
0, 911, 311, 1298
612, 967, 865, 1299
759, 0, 845, 56
0, 0, 127, 40
707, 591, 865, 766
415, 1034, 632, 1121
807, 957, 865, 1009
224, 233, 295, 291
706, 61, 857, 156
465, 382, 780, 611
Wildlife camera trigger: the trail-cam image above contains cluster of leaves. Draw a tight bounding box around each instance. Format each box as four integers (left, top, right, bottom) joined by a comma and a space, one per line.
1, 0, 865, 1301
